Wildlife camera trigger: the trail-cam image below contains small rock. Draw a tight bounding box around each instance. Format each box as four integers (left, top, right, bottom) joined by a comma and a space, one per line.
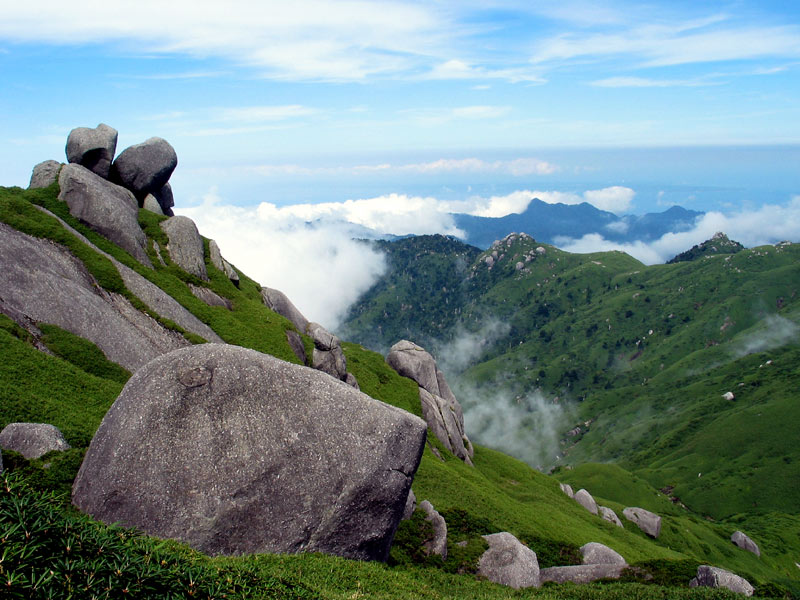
580, 542, 626, 566
29, 160, 62, 189
142, 194, 164, 215
111, 137, 177, 200
722, 391, 735, 401
160, 216, 208, 281
65, 123, 118, 179
559, 482, 574, 498
574, 489, 599, 515
623, 507, 661, 538
731, 531, 760, 557
285, 330, 306, 364
689, 565, 754, 596
308, 323, 348, 381
208, 240, 239, 285
419, 500, 447, 559
478, 532, 539, 589
188, 284, 231, 309
402, 488, 416, 520
539, 564, 625, 585
0, 423, 70, 459
345, 372, 360, 390
153, 183, 175, 216
598, 506, 623, 527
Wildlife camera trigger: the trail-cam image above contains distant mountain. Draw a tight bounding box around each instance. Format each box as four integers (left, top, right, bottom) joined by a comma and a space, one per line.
453, 199, 703, 249
667, 231, 745, 264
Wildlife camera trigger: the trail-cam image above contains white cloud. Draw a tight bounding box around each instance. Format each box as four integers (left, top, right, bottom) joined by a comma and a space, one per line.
556, 196, 800, 264
220, 105, 318, 122
451, 105, 512, 119
590, 76, 721, 88
583, 186, 635, 213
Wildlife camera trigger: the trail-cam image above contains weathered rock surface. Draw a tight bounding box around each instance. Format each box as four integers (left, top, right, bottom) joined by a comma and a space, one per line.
345, 372, 360, 390
559, 482, 574, 498
419, 500, 447, 559
402, 488, 417, 520
598, 506, 623, 527
160, 216, 208, 281
308, 322, 348, 381
65, 123, 118, 179
188, 283, 232, 309
209, 240, 239, 285
286, 330, 306, 364
623, 507, 661, 538
0, 222, 190, 372
478, 532, 540, 589
261, 287, 309, 333
574, 489, 598, 515
580, 542, 626, 566
142, 194, 164, 215
689, 565, 754, 596
29, 160, 62, 189
58, 164, 151, 267
153, 183, 175, 216
539, 564, 625, 585
111, 137, 177, 199
0, 423, 71, 459
73, 344, 427, 561
386, 340, 472, 465
731, 531, 760, 557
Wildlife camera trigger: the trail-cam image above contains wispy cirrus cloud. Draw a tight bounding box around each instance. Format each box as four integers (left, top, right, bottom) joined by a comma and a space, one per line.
590, 75, 724, 88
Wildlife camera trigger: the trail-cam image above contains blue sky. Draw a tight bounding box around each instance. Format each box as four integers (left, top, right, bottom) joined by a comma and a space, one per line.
2, 1, 800, 325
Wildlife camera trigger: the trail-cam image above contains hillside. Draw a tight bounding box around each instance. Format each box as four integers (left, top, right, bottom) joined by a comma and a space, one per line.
0, 168, 799, 598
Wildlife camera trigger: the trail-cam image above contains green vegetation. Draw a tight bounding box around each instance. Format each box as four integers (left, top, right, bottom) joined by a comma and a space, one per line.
39, 323, 131, 384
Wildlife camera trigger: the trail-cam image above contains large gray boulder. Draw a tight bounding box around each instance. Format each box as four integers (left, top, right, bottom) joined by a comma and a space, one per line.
386, 340, 472, 465
58, 164, 151, 267
478, 532, 540, 589
539, 564, 625, 585
208, 240, 239, 285
65, 123, 118, 179
623, 507, 661, 538
689, 565, 754, 596
0, 423, 71, 459
598, 506, 623, 527
308, 322, 348, 381
0, 222, 189, 372
111, 137, 177, 200
731, 531, 760, 557
419, 500, 447, 559
580, 542, 626, 566
29, 160, 62, 189
261, 287, 309, 333
72, 344, 427, 561
160, 216, 208, 281
573, 489, 598, 515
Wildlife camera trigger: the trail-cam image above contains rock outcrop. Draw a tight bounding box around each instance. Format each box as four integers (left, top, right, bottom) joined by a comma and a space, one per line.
189, 284, 232, 309
539, 564, 625, 585
153, 182, 175, 216
573, 489, 598, 515
285, 330, 306, 364
143, 194, 164, 215
0, 423, 71, 459
386, 340, 473, 465
111, 137, 177, 201
160, 216, 209, 281
731, 531, 760, 557
478, 532, 540, 589
73, 344, 427, 561
261, 287, 309, 333
419, 500, 447, 559
209, 240, 239, 285
580, 542, 626, 566
623, 507, 661, 538
559, 482, 574, 498
689, 565, 754, 596
58, 164, 151, 267
65, 123, 118, 179
598, 506, 623, 527
29, 160, 62, 189
307, 322, 349, 382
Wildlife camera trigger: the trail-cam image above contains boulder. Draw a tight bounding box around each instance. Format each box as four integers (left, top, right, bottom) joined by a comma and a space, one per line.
73, 344, 427, 561
111, 137, 177, 200
0, 222, 190, 372
29, 160, 62, 189
623, 507, 661, 538
0, 423, 70, 459
308, 322, 348, 381
574, 489, 598, 515
142, 194, 164, 215
261, 287, 309, 333
539, 564, 625, 585
478, 532, 539, 589
580, 542, 626, 566
65, 123, 118, 179
689, 565, 754, 596
209, 240, 239, 285
160, 216, 208, 281
58, 164, 151, 267
731, 531, 760, 557
386, 340, 473, 465
598, 506, 623, 527
559, 482, 574, 498
419, 500, 447, 559
345, 372, 360, 390
286, 330, 306, 364
188, 283, 232, 309
402, 488, 416, 520
153, 183, 175, 216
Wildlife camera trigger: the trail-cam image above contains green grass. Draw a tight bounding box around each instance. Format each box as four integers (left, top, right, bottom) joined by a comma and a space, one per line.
39, 323, 131, 384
